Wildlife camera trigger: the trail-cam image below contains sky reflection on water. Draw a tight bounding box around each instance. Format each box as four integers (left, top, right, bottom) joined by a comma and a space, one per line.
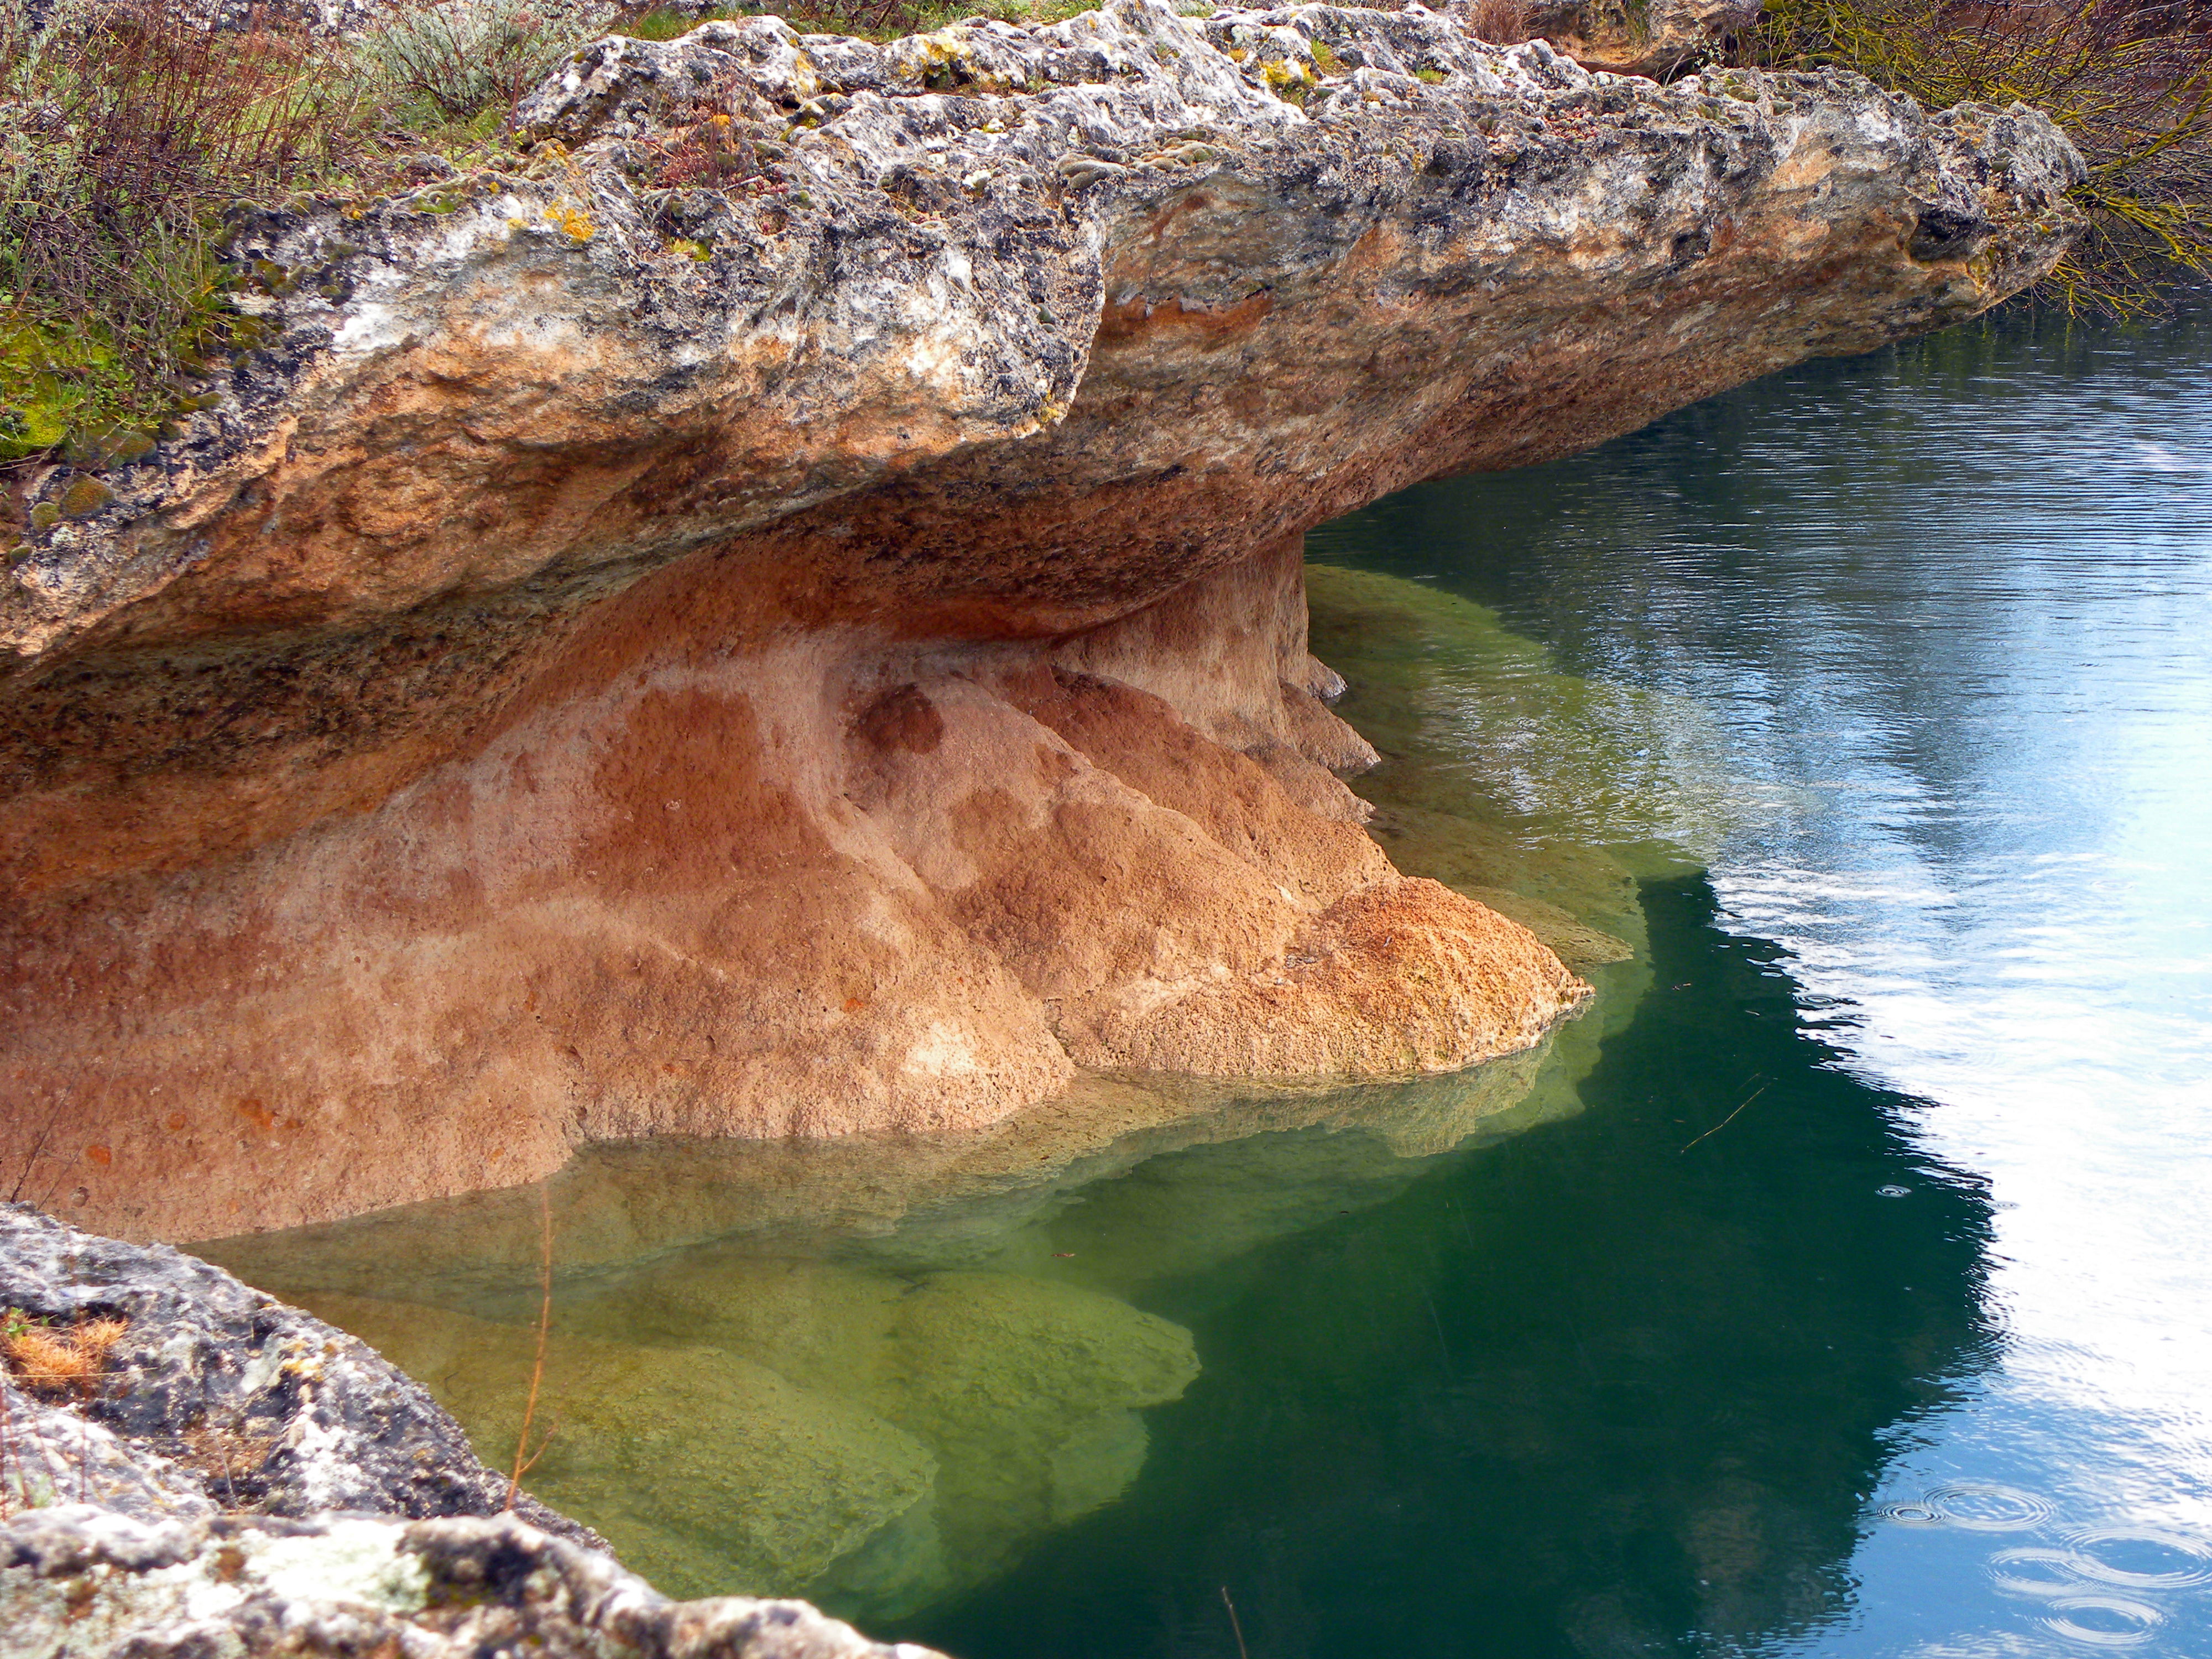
1311, 309, 2212, 1655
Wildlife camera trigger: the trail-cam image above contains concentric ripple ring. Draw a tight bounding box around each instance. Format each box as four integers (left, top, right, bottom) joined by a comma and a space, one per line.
1989, 1547, 2088, 1598
2064, 1527, 2212, 1591
1922, 1481, 2056, 1532
2040, 1594, 2162, 1648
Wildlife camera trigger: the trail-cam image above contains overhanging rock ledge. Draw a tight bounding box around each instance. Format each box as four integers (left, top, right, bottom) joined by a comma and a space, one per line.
0, 1, 2081, 1240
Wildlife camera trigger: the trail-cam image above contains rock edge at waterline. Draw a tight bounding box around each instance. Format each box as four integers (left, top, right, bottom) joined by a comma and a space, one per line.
0, 1, 2083, 1239
0, 1205, 593, 1536
0, 1205, 940, 1659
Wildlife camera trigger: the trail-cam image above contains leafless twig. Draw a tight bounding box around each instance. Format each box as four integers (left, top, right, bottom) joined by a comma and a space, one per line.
505, 1183, 556, 1507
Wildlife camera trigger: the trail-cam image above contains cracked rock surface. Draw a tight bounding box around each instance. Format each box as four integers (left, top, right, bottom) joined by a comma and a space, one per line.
0, 1204, 592, 1537
0, 1, 2081, 1241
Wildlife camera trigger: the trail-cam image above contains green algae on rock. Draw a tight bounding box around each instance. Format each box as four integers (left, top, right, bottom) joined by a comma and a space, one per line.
288, 1264, 1198, 1614
295, 1292, 943, 1599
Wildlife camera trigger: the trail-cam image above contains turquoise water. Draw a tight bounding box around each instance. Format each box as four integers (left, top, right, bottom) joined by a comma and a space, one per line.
905, 312, 2212, 1656
211, 308, 2212, 1656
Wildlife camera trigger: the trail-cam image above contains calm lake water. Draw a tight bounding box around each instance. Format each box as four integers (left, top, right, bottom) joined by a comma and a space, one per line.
211, 307, 2212, 1657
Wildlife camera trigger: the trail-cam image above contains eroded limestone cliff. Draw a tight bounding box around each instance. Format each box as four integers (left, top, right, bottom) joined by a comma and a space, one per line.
0, 1, 2081, 1240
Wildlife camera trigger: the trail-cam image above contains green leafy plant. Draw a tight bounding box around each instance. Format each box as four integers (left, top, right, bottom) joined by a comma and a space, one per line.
1752, 0, 2212, 314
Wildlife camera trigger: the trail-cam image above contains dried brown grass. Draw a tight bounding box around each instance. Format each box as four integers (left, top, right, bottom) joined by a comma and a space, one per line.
1464, 0, 1531, 45
3, 1314, 128, 1394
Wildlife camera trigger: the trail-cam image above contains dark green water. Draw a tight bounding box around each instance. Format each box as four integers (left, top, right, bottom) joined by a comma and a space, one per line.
211, 309, 2212, 1656
908, 880, 1999, 1658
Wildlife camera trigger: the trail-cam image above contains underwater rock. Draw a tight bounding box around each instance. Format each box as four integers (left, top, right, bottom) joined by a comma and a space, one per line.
303, 1259, 1200, 1613
851, 1272, 1198, 1571
0, 1208, 948, 1656
0, 1507, 943, 1659
0, 0, 2082, 1239
299, 1293, 943, 1599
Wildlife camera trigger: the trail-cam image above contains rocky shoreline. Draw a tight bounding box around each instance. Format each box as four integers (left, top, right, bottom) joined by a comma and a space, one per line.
0, 6, 2094, 1647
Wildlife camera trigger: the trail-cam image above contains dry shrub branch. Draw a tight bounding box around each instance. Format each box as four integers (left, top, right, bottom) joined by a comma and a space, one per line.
0, 0, 615, 466
1753, 0, 2212, 312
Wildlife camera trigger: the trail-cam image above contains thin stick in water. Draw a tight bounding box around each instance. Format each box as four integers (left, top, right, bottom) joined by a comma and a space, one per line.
506, 1185, 555, 1509
1680, 1082, 1769, 1154
1221, 1585, 1250, 1659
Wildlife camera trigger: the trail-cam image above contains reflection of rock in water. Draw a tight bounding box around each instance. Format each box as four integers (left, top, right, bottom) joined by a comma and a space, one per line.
206, 1040, 1568, 1303
1304, 562, 1746, 874
296, 1267, 1197, 1617
248, 1044, 1571, 1613
210, 1041, 1584, 1611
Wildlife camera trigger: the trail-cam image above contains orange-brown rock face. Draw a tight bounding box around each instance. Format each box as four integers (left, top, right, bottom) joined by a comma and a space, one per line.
0, 2, 2080, 1239
1516, 0, 1759, 79
1, 541, 1582, 1239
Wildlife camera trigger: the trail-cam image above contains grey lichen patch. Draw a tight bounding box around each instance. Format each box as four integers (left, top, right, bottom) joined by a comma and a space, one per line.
0, 1206, 597, 1543
0, 1211, 943, 1656
0, 0, 2081, 676
229, 1517, 435, 1613
0, 1508, 932, 1659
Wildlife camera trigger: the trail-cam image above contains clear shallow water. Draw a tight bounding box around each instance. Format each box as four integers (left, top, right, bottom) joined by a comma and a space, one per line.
210, 308, 2212, 1657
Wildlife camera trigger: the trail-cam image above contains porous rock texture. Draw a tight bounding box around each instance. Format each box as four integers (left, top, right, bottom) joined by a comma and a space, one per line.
0, 1509, 940, 1659
0, 0, 2081, 1241
0, 1204, 591, 1536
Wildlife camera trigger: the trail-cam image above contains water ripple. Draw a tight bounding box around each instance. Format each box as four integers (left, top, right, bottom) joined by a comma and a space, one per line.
2041, 1594, 2164, 1648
